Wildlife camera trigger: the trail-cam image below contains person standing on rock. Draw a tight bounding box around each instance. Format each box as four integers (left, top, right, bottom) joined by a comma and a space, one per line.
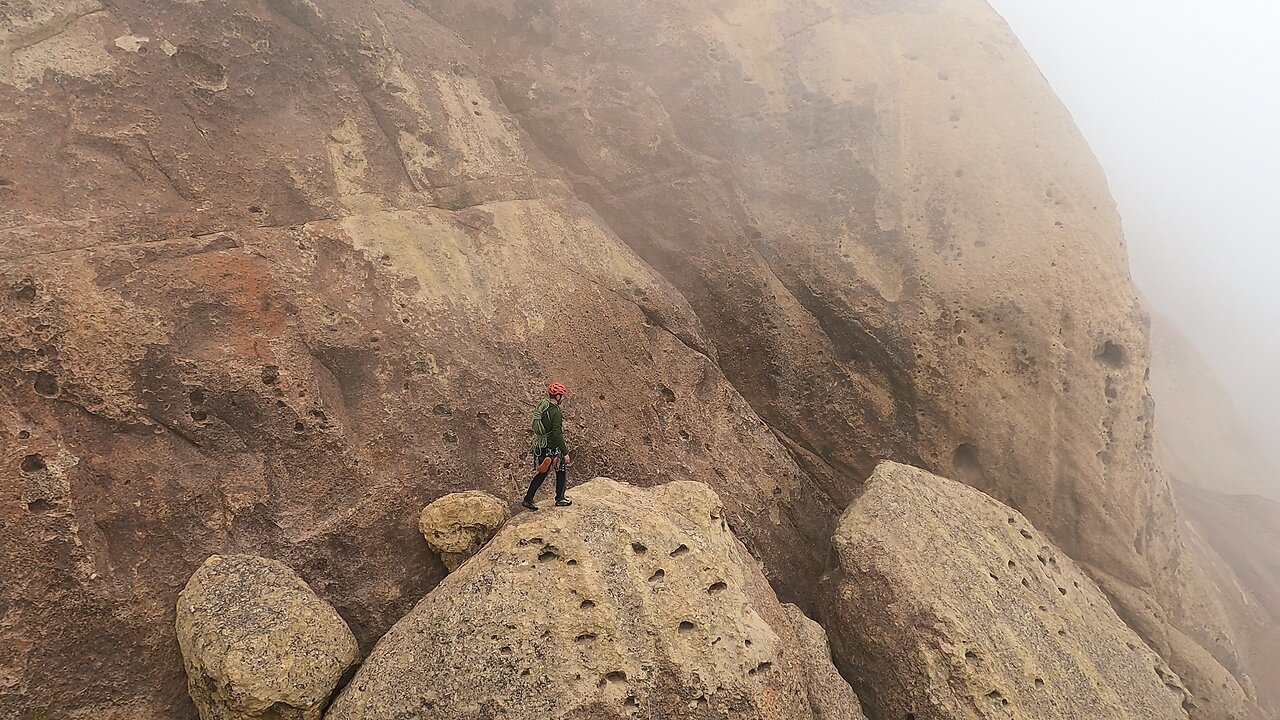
523, 382, 572, 510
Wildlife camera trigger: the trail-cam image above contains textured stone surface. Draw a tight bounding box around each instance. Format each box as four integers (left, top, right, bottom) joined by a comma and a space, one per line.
417, 490, 510, 570
327, 478, 866, 720
818, 462, 1192, 720
0, 0, 1262, 717
175, 555, 358, 720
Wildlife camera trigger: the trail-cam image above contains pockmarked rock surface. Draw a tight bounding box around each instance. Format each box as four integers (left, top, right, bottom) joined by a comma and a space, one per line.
0, 0, 1262, 716
326, 478, 867, 720
175, 555, 359, 720
818, 462, 1192, 720
417, 490, 511, 571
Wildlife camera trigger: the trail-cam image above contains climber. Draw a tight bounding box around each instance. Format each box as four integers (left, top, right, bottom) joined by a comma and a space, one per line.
523, 381, 572, 510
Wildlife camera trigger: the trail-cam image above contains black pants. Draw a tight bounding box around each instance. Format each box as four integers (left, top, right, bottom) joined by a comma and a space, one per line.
525, 447, 566, 502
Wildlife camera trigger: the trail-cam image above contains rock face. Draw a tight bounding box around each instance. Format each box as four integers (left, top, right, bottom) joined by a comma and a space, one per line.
326, 478, 866, 720
1149, 315, 1280, 718
175, 555, 359, 720
0, 0, 1262, 717
417, 490, 511, 571
818, 462, 1191, 720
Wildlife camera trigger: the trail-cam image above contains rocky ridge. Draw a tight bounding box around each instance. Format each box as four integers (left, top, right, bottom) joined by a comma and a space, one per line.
0, 0, 1269, 717
327, 478, 866, 720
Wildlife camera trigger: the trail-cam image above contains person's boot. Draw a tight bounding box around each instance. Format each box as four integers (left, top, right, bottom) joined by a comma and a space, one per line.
555, 498, 572, 507
522, 499, 539, 511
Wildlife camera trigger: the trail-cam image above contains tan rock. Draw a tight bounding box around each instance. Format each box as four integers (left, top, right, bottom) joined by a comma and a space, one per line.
326, 478, 866, 720
417, 490, 511, 571
818, 462, 1191, 720
176, 555, 359, 720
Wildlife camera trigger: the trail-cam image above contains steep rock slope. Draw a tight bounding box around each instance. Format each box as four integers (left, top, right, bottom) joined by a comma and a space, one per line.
1149, 315, 1280, 717
417, 0, 1250, 712
326, 478, 866, 720
0, 0, 1255, 717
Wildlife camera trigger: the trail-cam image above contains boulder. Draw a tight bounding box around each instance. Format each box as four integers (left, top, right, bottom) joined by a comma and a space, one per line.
176, 555, 359, 720
817, 462, 1191, 720
417, 491, 511, 571
326, 478, 866, 720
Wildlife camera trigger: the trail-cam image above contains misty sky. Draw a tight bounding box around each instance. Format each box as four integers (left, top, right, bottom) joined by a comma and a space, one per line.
987, 0, 1280, 468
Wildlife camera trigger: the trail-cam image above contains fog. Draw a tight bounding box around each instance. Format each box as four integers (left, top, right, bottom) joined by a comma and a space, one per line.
987, 0, 1280, 469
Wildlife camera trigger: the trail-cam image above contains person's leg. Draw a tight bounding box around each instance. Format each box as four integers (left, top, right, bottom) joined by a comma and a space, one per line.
524, 451, 549, 509
554, 456, 571, 506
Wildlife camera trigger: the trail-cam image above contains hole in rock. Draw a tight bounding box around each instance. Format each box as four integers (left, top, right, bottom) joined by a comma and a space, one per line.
18, 430, 31, 439
20, 454, 46, 474
261, 366, 279, 385
670, 544, 689, 558
27, 498, 53, 514
952, 443, 985, 484
580, 599, 596, 610
1096, 341, 1127, 368
189, 389, 206, 404
1035, 678, 1045, 689
648, 569, 665, 582
1020, 529, 1033, 540
34, 372, 59, 398
538, 548, 560, 563
748, 661, 772, 676
708, 581, 727, 594
575, 633, 596, 644
661, 387, 676, 403
678, 621, 695, 633
631, 542, 647, 555
190, 410, 209, 423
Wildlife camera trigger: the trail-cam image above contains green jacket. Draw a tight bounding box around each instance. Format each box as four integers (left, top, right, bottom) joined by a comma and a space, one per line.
542, 402, 568, 455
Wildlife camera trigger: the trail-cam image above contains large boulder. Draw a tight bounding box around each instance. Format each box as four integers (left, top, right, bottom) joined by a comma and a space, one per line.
326, 478, 866, 720
417, 490, 511, 571
818, 462, 1191, 720
176, 555, 359, 720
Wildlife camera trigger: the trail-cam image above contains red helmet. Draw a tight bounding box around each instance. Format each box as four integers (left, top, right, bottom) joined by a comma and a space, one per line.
547, 382, 567, 396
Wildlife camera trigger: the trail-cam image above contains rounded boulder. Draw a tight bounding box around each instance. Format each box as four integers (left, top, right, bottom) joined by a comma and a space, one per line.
418, 490, 512, 571
175, 555, 359, 720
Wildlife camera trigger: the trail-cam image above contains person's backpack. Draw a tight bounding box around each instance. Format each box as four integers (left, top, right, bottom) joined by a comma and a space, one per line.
529, 399, 552, 453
